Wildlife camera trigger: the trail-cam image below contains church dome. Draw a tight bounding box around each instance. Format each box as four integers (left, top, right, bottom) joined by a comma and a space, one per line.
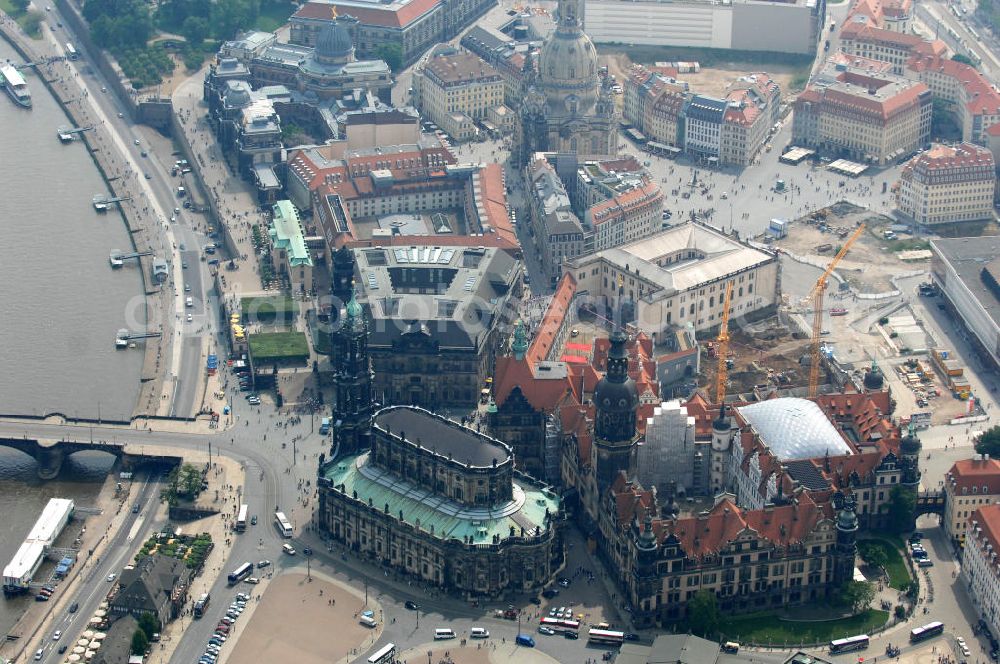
315, 21, 354, 63
223, 81, 252, 109
538, 0, 599, 111
594, 375, 639, 412
900, 432, 921, 456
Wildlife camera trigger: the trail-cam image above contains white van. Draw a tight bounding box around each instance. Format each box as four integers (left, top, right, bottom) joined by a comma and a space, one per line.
470, 627, 490, 639
282, 543, 296, 555
359, 615, 377, 628
185, 297, 193, 308
434, 628, 456, 640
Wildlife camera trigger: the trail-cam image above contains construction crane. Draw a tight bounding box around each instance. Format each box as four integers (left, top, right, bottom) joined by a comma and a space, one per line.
809, 223, 865, 397
715, 281, 734, 405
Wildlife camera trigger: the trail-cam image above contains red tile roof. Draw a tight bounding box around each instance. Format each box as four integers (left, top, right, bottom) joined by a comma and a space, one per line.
589, 181, 663, 226
948, 458, 1000, 495
906, 54, 1000, 115
527, 273, 578, 365
293, 0, 439, 29
477, 163, 518, 248
668, 494, 832, 558
970, 504, 1000, 557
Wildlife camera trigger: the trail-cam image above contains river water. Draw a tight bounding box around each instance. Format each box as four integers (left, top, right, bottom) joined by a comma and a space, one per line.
0, 448, 115, 636
0, 37, 143, 635
0, 38, 144, 422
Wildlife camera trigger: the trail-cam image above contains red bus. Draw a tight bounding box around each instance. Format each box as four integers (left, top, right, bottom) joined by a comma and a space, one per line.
540, 617, 579, 634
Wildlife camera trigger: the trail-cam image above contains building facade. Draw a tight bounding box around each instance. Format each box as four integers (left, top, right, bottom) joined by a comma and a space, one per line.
290, 0, 495, 67
412, 50, 504, 141
896, 143, 995, 226
582, 0, 824, 55
905, 54, 1000, 145
719, 73, 782, 167
930, 237, 1000, 374
564, 223, 780, 337
636, 400, 706, 497
526, 157, 587, 287
839, 23, 945, 75
944, 456, 1000, 544
793, 58, 932, 166
269, 200, 315, 292
317, 404, 563, 596
350, 243, 523, 408
684, 95, 727, 159
517, 0, 617, 160
964, 504, 1000, 642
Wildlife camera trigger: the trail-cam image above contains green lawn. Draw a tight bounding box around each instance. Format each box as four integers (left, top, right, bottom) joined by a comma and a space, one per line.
859, 536, 911, 590
248, 331, 310, 362
719, 609, 889, 645
254, 0, 295, 32
241, 295, 298, 321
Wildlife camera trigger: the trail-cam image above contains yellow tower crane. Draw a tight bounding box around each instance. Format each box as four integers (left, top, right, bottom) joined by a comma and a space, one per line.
809, 223, 865, 397
715, 281, 734, 405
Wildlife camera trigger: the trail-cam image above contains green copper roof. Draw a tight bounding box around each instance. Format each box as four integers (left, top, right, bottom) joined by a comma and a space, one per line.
323, 453, 559, 545
346, 283, 363, 320
269, 200, 313, 268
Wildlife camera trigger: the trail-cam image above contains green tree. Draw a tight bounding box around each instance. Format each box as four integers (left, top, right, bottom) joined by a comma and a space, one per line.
131, 628, 149, 655
89, 15, 116, 47
886, 486, 916, 534
138, 612, 160, 640
375, 42, 402, 71
976, 425, 1000, 457
181, 15, 208, 46
858, 542, 889, 571
687, 589, 720, 638
179, 464, 203, 497
952, 53, 977, 67
21, 9, 43, 36
839, 580, 876, 614
10, 0, 30, 14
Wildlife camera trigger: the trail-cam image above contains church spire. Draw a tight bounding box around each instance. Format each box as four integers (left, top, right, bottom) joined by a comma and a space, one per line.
512, 320, 528, 361
555, 0, 582, 30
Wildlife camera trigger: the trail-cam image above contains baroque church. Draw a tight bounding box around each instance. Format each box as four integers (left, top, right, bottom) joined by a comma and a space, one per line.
517, 0, 618, 161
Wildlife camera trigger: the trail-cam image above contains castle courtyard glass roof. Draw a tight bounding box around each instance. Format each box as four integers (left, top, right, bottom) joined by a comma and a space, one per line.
737, 397, 853, 460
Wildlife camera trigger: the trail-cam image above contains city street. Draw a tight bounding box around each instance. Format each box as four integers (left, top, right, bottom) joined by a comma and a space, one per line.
36, 473, 164, 664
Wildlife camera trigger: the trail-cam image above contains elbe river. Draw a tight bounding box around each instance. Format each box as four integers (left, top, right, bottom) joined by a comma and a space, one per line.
0, 36, 143, 634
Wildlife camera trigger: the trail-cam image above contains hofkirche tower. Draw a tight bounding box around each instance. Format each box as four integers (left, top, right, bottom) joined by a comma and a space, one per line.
517, 0, 617, 162
593, 327, 640, 490
329, 284, 375, 456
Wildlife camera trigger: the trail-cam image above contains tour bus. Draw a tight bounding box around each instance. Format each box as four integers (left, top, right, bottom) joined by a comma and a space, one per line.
274, 511, 293, 538
434, 628, 456, 640
227, 562, 253, 586
236, 504, 248, 532
829, 634, 870, 654
367, 643, 395, 664
910, 622, 945, 643
540, 617, 580, 634
65, 43, 78, 60
587, 629, 625, 646
193, 593, 210, 618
